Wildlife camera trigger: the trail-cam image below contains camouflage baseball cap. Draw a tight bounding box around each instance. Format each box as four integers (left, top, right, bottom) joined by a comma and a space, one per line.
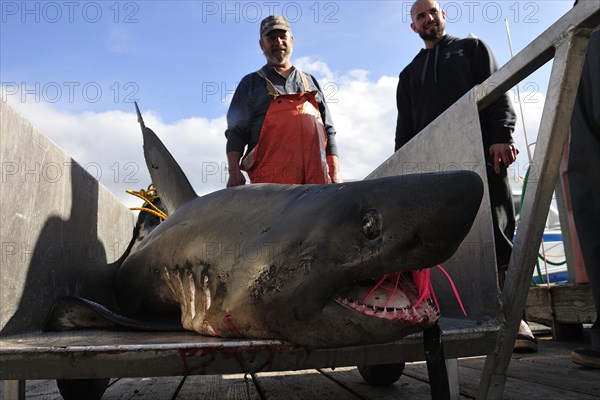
260, 15, 291, 36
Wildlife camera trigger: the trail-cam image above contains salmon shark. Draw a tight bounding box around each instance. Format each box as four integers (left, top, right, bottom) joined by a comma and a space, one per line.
48, 107, 484, 349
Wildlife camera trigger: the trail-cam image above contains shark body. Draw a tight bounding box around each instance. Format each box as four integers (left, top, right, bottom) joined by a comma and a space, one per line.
109, 119, 484, 348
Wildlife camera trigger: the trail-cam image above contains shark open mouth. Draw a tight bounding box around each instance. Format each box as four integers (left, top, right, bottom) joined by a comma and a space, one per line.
334, 270, 440, 325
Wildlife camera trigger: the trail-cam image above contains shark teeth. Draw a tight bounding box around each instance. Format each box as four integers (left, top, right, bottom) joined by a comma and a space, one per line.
333, 270, 443, 325
333, 294, 439, 324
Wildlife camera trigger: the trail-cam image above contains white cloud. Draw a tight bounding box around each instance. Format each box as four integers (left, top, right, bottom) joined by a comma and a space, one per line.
7, 101, 228, 209
295, 57, 336, 84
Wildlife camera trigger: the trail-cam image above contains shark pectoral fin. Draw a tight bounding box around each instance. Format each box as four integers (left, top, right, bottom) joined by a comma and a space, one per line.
45, 296, 118, 331
45, 296, 184, 332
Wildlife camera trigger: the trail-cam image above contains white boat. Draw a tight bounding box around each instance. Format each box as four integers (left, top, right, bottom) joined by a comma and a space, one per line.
512, 191, 568, 284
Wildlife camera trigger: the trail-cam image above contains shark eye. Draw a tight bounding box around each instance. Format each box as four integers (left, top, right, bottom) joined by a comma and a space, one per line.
362, 209, 382, 240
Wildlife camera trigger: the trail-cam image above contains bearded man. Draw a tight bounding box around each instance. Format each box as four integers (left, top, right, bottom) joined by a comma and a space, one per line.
225, 15, 342, 187
394, 0, 536, 352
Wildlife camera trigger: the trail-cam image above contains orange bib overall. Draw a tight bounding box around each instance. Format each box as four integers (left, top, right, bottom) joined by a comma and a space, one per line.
241, 70, 331, 184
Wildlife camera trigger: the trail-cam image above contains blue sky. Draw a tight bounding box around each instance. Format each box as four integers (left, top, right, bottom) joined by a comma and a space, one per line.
1, 0, 575, 206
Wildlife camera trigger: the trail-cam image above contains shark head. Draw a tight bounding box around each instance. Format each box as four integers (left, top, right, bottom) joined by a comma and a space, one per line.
114, 108, 484, 348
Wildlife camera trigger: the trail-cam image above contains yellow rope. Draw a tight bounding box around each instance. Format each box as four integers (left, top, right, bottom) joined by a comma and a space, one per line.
128, 207, 168, 220
126, 183, 168, 220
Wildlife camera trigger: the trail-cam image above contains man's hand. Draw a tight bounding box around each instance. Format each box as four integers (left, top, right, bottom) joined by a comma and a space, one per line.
489, 143, 518, 174
226, 151, 246, 187
227, 170, 246, 187
327, 154, 343, 183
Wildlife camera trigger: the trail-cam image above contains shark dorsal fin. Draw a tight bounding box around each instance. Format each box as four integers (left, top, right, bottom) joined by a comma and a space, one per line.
136, 103, 197, 214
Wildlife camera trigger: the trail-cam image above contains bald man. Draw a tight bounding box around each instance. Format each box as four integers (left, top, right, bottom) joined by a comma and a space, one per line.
394, 0, 534, 352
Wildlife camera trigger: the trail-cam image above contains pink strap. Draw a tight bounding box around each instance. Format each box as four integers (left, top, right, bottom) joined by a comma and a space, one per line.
361, 265, 467, 317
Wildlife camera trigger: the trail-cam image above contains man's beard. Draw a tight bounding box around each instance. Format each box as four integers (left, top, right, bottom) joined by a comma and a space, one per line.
418, 22, 445, 41
265, 47, 292, 66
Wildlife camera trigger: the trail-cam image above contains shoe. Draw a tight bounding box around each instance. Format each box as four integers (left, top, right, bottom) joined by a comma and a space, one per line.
513, 320, 538, 353
571, 347, 600, 368
514, 333, 539, 353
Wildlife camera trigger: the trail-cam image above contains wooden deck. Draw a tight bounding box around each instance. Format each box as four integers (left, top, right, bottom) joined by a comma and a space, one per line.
4, 329, 598, 400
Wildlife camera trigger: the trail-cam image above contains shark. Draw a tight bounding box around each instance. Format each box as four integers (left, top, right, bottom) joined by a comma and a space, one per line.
47, 106, 484, 349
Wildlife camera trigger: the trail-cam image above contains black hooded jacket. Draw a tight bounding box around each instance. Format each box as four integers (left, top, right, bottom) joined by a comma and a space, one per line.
395, 34, 517, 153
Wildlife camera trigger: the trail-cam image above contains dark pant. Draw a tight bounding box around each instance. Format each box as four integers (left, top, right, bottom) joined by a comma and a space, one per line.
486, 165, 515, 270
568, 31, 600, 343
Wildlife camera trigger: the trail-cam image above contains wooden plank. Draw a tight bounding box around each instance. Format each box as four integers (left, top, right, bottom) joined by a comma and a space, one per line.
177, 374, 260, 400
526, 284, 596, 324
319, 366, 471, 400
406, 338, 600, 400
405, 361, 599, 400
464, 365, 597, 400
253, 369, 359, 400
24, 379, 60, 399
102, 377, 180, 400
460, 338, 582, 369
459, 354, 600, 396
